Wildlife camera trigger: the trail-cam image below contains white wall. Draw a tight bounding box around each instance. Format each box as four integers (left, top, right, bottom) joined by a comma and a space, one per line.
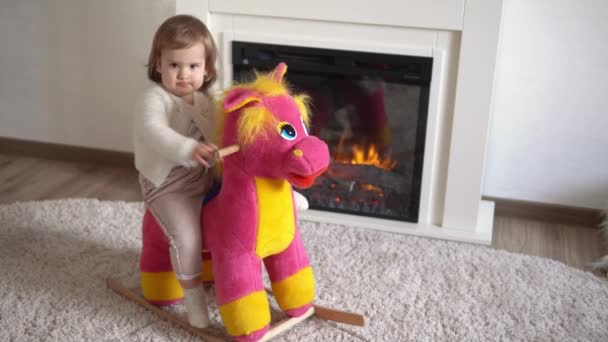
484, 0, 608, 209
0, 0, 174, 152
1, 0, 607, 210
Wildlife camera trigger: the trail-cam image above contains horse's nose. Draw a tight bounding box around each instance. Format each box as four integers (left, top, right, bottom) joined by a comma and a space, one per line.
288, 137, 330, 174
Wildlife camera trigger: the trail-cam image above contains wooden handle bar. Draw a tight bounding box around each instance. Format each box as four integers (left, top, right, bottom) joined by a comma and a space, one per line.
217, 145, 240, 159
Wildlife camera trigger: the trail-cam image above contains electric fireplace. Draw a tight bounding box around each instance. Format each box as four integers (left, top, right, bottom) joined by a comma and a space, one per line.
232, 41, 433, 223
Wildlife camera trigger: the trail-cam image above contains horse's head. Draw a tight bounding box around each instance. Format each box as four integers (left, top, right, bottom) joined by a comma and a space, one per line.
219, 63, 329, 188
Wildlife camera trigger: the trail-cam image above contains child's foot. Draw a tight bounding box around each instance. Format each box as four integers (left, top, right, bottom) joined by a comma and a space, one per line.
293, 191, 309, 211
183, 286, 210, 328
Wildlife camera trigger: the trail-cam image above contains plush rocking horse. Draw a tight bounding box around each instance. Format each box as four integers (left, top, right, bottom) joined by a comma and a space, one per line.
138, 63, 331, 341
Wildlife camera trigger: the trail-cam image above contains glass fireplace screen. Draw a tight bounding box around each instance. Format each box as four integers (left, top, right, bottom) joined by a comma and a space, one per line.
232, 41, 432, 223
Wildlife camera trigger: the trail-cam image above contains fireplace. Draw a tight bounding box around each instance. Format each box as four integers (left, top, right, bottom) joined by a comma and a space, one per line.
232, 41, 433, 223
203, 0, 502, 244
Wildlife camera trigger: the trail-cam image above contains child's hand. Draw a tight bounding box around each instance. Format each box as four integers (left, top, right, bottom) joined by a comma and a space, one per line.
192, 142, 218, 168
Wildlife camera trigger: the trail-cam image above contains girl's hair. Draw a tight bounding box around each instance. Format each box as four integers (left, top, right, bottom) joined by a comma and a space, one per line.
147, 15, 218, 92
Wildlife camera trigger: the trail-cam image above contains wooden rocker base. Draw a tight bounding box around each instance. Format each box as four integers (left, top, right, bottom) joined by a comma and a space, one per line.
107, 277, 364, 341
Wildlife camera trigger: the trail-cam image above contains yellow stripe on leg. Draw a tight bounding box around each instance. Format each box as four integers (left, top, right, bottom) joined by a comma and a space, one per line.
219, 291, 270, 336
140, 271, 183, 302
271, 266, 315, 311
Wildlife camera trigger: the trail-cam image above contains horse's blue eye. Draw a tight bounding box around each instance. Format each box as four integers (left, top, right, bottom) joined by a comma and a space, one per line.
278, 122, 297, 140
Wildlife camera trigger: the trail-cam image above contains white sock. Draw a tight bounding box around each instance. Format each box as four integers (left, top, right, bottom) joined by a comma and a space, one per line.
293, 191, 309, 211
183, 286, 210, 328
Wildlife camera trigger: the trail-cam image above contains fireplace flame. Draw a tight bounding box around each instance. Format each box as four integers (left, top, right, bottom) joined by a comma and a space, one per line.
360, 183, 383, 194
334, 136, 397, 170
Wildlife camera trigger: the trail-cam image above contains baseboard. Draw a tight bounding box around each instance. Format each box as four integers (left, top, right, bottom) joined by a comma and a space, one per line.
484, 196, 604, 228
0, 137, 133, 167
1, 137, 603, 227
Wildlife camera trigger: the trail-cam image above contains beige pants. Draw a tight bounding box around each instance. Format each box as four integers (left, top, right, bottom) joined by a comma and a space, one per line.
139, 166, 213, 280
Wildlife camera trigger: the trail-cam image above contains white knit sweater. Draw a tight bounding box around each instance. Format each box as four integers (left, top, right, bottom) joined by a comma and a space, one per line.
133, 83, 216, 187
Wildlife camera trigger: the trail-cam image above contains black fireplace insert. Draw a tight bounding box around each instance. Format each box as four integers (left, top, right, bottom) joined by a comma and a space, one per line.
232, 41, 432, 223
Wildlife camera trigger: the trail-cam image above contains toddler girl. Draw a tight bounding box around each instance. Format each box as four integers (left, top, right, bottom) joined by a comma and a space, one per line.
133, 14, 217, 328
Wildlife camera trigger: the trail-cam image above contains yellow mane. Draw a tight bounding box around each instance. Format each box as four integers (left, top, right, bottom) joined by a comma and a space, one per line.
216, 70, 311, 148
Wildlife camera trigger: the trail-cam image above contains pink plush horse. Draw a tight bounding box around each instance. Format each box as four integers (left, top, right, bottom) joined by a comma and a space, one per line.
139, 63, 330, 341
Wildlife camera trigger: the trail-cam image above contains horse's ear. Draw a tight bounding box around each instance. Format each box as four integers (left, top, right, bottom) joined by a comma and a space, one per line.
223, 87, 261, 112
272, 62, 287, 83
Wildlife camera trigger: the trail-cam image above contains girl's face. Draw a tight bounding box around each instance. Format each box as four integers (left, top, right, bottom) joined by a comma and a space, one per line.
156, 42, 206, 101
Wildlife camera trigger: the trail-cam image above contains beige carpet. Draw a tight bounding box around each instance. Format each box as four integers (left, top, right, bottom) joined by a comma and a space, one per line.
1, 199, 607, 341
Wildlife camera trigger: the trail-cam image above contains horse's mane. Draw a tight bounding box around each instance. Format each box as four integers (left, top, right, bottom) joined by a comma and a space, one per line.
216, 70, 312, 148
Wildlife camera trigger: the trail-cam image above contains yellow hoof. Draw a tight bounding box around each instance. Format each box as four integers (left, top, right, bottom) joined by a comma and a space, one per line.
219, 290, 270, 336
271, 266, 315, 311
141, 271, 183, 304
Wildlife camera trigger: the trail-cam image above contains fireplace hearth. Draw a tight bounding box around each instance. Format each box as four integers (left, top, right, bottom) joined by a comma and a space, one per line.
232, 41, 432, 222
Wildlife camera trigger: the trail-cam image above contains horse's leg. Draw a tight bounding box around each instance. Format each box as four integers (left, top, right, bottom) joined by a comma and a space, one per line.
140, 210, 183, 305
263, 229, 314, 317
213, 251, 270, 342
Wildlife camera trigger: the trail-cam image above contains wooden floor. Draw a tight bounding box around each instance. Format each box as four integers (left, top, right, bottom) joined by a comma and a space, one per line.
0, 152, 605, 274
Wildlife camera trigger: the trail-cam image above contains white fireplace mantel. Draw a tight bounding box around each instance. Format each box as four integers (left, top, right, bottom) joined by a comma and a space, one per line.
178, 0, 503, 245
